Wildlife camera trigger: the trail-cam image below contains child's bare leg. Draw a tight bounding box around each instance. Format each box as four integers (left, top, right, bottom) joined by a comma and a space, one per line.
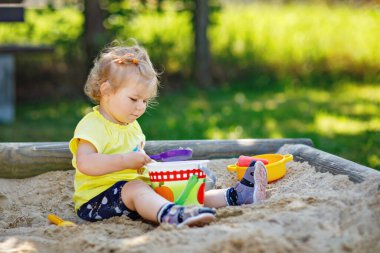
121, 180, 168, 222
204, 188, 228, 208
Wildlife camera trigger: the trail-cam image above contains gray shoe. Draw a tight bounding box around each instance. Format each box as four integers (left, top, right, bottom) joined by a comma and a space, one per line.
161, 205, 216, 228
253, 161, 268, 203
232, 161, 267, 205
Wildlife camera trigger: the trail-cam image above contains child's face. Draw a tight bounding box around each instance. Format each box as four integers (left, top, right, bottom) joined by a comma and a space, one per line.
101, 81, 152, 125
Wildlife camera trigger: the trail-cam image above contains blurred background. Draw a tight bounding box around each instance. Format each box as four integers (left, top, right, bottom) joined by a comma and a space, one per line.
0, 0, 379, 170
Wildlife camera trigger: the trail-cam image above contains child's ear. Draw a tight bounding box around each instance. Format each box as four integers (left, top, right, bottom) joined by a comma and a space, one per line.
100, 81, 112, 96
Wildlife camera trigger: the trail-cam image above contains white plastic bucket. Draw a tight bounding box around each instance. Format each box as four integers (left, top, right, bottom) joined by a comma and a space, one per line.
146, 160, 209, 206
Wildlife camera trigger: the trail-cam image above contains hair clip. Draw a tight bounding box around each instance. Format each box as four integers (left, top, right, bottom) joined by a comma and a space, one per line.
132, 58, 138, 65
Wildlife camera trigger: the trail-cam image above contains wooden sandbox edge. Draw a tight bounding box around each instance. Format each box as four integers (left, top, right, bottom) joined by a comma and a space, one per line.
279, 144, 380, 190
0, 138, 313, 179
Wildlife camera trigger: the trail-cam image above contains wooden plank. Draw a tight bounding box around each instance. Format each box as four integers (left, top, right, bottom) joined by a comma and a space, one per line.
0, 45, 54, 54
0, 54, 15, 123
0, 139, 313, 178
0, 47, 54, 124
145, 139, 314, 159
0, 4, 24, 22
279, 144, 380, 188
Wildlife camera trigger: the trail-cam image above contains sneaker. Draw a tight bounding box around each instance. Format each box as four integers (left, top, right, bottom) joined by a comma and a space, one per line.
227, 161, 268, 205
160, 205, 216, 228
253, 161, 268, 203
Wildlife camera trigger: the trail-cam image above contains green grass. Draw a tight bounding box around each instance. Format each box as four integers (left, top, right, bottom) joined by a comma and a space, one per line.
0, 3, 379, 171
210, 4, 380, 70
0, 8, 83, 52
125, 3, 380, 81
2, 3, 379, 81
1, 82, 379, 171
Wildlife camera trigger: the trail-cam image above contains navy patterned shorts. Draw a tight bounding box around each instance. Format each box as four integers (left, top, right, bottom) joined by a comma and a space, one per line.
77, 181, 141, 222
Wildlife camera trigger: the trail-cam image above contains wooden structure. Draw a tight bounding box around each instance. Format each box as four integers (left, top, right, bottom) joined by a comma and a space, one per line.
280, 144, 380, 186
0, 138, 314, 178
1, 138, 380, 190
0, 1, 24, 123
0, 1, 24, 22
0, 1, 54, 123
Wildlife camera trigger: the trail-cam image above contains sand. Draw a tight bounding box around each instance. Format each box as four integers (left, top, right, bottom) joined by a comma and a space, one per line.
1, 157, 380, 253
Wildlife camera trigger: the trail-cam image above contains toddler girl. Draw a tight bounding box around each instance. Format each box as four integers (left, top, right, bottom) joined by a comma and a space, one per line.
69, 41, 268, 227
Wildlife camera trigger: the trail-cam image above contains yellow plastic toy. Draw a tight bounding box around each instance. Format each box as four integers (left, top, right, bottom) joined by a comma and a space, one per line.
227, 154, 293, 183
48, 214, 77, 227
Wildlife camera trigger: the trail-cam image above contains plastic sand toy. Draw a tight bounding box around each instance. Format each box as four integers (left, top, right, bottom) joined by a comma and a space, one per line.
149, 148, 193, 162
227, 154, 293, 183
146, 160, 209, 206
48, 214, 76, 227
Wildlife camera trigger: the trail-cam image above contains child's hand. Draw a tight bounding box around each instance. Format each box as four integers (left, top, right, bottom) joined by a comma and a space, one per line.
123, 151, 151, 172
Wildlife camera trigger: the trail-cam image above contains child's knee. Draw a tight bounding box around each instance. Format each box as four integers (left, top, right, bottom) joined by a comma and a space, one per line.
123, 180, 150, 194
121, 180, 151, 204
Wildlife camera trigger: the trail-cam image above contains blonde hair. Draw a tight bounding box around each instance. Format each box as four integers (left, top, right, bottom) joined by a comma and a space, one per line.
84, 40, 160, 104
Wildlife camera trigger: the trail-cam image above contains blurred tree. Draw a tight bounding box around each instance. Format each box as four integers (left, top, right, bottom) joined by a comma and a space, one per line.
168, 0, 219, 87
81, 0, 219, 87
194, 0, 212, 88
83, 0, 109, 72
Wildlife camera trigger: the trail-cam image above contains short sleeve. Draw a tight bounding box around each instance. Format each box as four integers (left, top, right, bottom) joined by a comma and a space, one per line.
69, 114, 107, 157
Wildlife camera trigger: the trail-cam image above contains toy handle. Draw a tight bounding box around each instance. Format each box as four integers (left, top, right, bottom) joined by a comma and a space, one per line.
284, 154, 293, 162
149, 149, 193, 162
48, 214, 64, 225
175, 174, 199, 205
227, 164, 237, 172
48, 213, 77, 227
149, 154, 162, 160
238, 156, 269, 167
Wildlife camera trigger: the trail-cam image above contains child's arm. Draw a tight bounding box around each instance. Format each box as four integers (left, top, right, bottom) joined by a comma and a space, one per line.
75, 139, 151, 176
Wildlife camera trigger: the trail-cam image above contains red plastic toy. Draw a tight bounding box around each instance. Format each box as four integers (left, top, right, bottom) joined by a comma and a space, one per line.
236, 155, 269, 167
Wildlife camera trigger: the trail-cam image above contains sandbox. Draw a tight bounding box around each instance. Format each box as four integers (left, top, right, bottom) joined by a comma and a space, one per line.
0, 139, 379, 253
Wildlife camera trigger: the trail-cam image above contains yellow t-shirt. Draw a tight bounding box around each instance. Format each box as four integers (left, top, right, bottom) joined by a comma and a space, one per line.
69, 106, 150, 211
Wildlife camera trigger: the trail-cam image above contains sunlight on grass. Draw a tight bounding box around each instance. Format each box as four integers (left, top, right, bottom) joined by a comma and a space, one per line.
189, 96, 210, 111
336, 83, 380, 102
221, 106, 232, 116
207, 114, 220, 126
369, 154, 380, 169
264, 117, 283, 138
165, 116, 177, 129
1, 83, 378, 170
315, 112, 380, 137
340, 102, 379, 116
126, 10, 192, 73
210, 3, 380, 73
234, 92, 246, 105
251, 101, 264, 112
206, 125, 245, 139
234, 92, 253, 111
264, 100, 279, 111
303, 89, 330, 103
249, 94, 284, 112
